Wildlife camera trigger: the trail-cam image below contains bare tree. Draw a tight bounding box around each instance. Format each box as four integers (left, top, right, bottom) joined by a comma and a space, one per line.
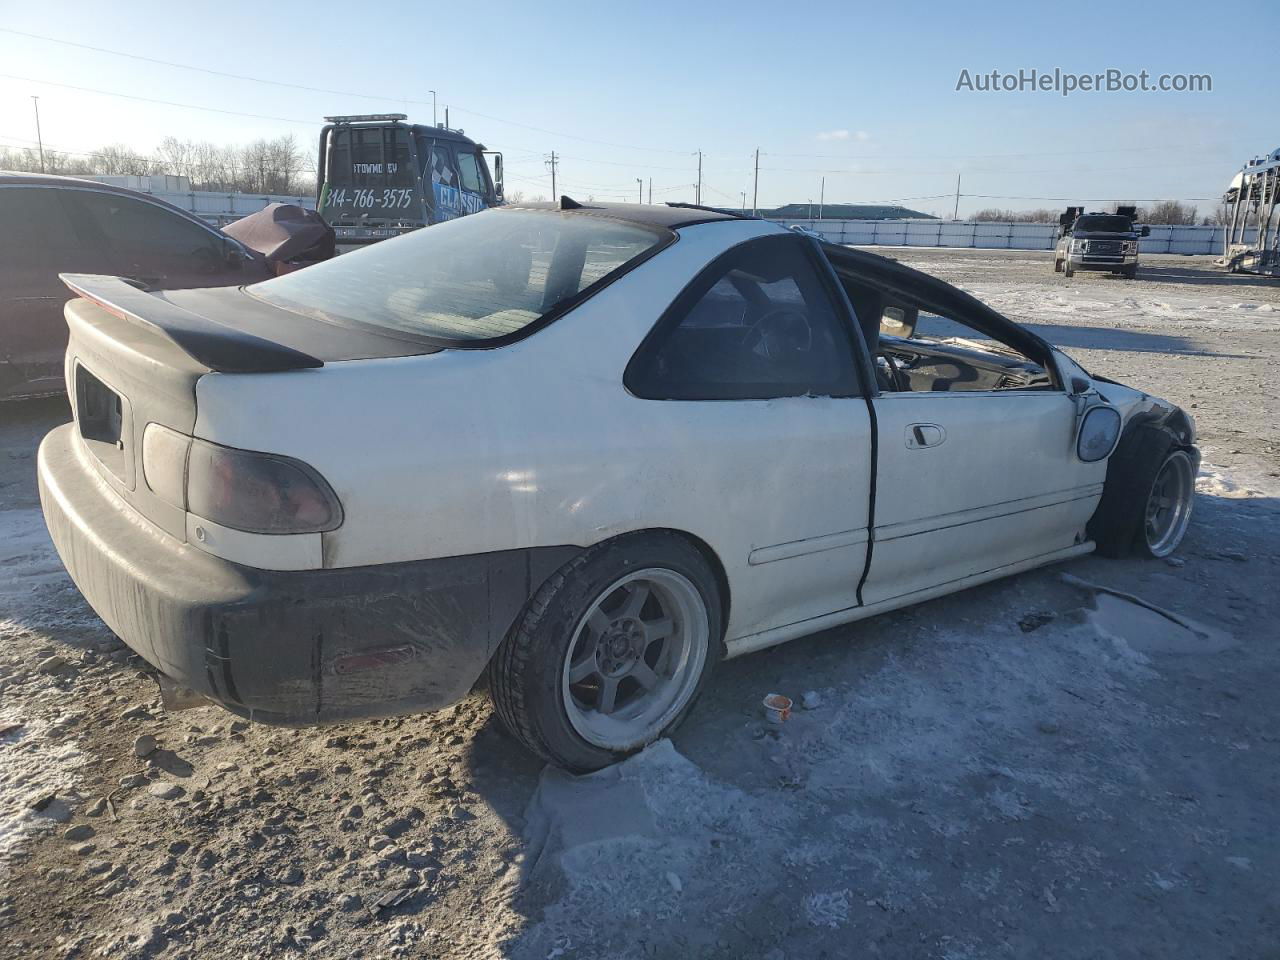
1136, 200, 1198, 225
1201, 203, 1231, 226
969, 207, 1058, 223
95, 144, 154, 176
5, 134, 314, 195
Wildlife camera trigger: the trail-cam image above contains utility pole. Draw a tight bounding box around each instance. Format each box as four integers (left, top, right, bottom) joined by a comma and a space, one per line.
444, 107, 449, 129
31, 96, 45, 173
546, 151, 558, 199
953, 173, 961, 220
636, 178, 643, 203
429, 90, 437, 127
752, 149, 759, 217
740, 191, 746, 212
647, 178, 652, 204
819, 176, 825, 220
696, 151, 702, 205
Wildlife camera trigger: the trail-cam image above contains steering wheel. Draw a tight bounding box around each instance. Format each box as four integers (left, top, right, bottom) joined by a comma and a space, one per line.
741, 307, 813, 360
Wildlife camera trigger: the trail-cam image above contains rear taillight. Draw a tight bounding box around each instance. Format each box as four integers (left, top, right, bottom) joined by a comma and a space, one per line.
142, 425, 342, 535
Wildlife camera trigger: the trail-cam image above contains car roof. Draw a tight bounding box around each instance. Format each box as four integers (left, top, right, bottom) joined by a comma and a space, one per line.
505, 199, 747, 229
0, 170, 226, 231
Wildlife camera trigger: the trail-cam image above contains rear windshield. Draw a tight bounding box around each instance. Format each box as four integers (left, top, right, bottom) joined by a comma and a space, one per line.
1074, 215, 1132, 233
248, 209, 669, 344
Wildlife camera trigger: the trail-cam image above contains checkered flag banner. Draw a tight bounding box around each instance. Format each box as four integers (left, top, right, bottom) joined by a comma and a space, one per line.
431, 151, 456, 186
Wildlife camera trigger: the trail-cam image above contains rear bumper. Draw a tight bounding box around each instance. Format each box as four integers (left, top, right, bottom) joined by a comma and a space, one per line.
37, 423, 577, 724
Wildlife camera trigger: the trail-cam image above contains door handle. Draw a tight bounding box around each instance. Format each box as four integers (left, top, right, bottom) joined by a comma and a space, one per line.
906, 422, 946, 449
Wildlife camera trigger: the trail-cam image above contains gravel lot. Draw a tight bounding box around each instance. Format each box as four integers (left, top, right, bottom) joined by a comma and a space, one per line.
1, 249, 1277, 960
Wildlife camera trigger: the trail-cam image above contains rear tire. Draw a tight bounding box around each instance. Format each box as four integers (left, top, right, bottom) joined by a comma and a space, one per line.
1064, 262, 1075, 277
487, 532, 722, 771
1054, 258, 1063, 273
1089, 426, 1195, 558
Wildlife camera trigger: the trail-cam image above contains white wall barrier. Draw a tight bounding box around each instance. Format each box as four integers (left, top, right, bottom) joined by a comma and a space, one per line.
773, 219, 1254, 256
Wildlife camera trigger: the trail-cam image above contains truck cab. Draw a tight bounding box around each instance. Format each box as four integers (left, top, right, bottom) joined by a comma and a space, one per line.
1054, 205, 1149, 279
317, 114, 503, 249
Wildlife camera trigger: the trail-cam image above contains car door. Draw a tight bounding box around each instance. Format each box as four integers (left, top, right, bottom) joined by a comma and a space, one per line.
61, 189, 240, 290
453, 147, 490, 217
426, 142, 465, 223
859, 306, 1105, 607
0, 185, 112, 398
624, 233, 874, 640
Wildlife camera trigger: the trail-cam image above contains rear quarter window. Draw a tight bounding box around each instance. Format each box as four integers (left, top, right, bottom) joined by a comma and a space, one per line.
247, 208, 671, 345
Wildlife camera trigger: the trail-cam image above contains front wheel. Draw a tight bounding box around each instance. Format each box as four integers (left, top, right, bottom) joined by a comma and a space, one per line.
488, 533, 721, 771
1089, 427, 1196, 558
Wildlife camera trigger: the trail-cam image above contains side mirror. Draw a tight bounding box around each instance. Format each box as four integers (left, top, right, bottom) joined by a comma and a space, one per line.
1140, 225, 1150, 237
484, 151, 504, 202
880, 305, 918, 339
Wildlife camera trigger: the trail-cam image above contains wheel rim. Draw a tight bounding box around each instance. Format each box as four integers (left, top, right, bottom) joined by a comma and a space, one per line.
560, 568, 709, 751
1144, 450, 1195, 556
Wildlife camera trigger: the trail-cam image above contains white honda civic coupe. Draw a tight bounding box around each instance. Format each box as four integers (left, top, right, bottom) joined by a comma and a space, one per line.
39, 200, 1198, 770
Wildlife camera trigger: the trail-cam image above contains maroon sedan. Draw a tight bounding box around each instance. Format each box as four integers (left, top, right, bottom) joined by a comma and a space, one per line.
0, 173, 274, 400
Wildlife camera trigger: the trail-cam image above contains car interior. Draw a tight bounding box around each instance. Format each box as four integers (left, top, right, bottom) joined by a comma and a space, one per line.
835, 268, 1055, 393
627, 237, 861, 400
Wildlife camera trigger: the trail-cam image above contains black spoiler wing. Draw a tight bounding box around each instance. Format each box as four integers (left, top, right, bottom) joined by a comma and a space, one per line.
60, 274, 322, 374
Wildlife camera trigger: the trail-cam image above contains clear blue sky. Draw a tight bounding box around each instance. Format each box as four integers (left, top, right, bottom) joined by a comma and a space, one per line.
0, 0, 1274, 216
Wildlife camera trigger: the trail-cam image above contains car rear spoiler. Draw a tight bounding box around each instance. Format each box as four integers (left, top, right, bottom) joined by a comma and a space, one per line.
60, 274, 323, 374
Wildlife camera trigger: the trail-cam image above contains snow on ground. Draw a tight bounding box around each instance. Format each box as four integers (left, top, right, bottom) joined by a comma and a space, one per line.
0, 506, 107, 884
0, 717, 86, 883
2, 253, 1277, 958
512, 581, 1245, 958
962, 282, 1280, 335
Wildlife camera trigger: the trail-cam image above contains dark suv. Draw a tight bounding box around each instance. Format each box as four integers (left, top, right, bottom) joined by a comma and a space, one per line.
0, 173, 272, 400
1054, 206, 1150, 279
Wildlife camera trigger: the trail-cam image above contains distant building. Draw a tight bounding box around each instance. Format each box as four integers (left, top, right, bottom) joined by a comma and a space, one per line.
762, 203, 936, 220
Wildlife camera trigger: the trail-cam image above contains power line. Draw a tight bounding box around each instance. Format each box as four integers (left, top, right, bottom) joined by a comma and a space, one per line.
0, 27, 690, 155
6, 29, 1231, 170
0, 72, 317, 125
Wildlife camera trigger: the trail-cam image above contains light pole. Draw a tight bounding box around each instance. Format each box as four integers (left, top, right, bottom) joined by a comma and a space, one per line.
430, 90, 437, 127
752, 149, 759, 216
31, 96, 45, 173
636, 178, 644, 204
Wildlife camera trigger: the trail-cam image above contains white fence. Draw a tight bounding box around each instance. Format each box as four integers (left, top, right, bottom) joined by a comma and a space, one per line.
81, 176, 315, 226
163, 190, 315, 226
773, 219, 1254, 256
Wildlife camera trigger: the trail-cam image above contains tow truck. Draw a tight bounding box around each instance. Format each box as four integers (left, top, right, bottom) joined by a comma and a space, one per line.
316, 114, 503, 248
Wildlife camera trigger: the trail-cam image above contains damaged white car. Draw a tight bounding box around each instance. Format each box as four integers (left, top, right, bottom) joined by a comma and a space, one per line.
38, 201, 1198, 770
